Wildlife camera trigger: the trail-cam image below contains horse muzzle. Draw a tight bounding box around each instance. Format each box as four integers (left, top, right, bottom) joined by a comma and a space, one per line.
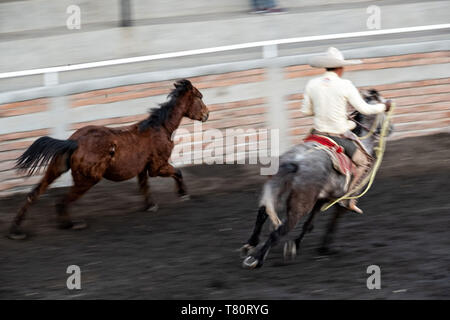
201, 112, 209, 122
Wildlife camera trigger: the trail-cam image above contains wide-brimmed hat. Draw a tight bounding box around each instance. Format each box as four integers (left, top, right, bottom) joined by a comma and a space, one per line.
309, 47, 362, 68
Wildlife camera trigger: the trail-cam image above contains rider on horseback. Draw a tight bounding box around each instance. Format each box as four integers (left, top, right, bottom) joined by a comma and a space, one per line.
302, 47, 392, 214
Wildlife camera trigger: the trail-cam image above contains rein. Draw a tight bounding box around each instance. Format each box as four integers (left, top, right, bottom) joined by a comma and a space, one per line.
321, 103, 396, 212
350, 112, 381, 140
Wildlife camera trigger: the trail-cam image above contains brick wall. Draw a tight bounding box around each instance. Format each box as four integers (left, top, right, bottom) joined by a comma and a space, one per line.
0, 51, 449, 196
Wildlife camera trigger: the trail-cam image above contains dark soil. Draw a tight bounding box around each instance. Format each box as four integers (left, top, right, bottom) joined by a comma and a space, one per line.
0, 133, 449, 299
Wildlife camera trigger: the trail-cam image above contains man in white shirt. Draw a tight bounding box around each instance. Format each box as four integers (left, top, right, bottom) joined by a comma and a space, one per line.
302, 47, 391, 213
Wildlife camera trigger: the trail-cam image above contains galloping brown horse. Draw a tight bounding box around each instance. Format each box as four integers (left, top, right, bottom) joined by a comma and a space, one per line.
8, 79, 209, 240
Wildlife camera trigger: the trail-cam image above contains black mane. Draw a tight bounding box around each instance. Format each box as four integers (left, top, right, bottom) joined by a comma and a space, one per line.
352, 112, 364, 136
138, 79, 192, 131
351, 88, 380, 136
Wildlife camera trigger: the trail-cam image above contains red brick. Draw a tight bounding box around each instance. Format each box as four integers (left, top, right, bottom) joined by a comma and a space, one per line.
70, 114, 147, 130
0, 150, 23, 162
0, 98, 48, 111
394, 102, 450, 114
0, 129, 50, 142
0, 140, 33, 152
0, 105, 47, 117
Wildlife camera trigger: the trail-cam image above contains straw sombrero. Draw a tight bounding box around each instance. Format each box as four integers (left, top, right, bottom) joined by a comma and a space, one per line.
309, 47, 362, 68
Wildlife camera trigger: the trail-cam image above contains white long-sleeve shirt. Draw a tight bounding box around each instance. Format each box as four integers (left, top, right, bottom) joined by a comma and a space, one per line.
302, 71, 386, 135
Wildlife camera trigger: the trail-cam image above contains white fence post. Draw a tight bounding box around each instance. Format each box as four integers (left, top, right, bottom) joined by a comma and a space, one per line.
120, 0, 133, 27
263, 44, 289, 156
44, 72, 73, 187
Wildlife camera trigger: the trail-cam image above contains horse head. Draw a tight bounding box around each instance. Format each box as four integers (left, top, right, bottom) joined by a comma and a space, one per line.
351, 89, 394, 138
175, 79, 209, 122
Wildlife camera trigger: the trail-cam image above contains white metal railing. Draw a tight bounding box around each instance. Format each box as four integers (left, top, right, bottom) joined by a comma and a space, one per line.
0, 24, 449, 81
1, 23, 449, 192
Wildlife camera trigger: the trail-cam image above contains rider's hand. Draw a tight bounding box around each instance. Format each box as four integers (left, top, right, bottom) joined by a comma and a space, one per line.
384, 100, 393, 112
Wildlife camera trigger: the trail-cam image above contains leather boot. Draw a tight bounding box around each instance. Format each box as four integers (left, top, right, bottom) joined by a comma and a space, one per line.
345, 148, 371, 214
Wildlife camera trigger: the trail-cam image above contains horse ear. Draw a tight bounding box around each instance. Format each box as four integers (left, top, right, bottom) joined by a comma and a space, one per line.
174, 79, 192, 90
181, 79, 192, 89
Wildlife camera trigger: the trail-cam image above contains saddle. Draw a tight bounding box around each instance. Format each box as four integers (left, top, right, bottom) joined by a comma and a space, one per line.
304, 134, 353, 185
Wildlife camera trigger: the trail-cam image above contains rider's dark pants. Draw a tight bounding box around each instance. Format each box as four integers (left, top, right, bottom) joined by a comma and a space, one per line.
311, 129, 357, 158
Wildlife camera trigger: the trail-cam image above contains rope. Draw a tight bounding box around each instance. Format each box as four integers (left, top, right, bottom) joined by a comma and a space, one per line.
321, 103, 396, 212
357, 114, 380, 140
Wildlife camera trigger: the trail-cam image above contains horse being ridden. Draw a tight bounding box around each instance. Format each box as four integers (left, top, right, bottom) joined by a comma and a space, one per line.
9, 79, 209, 240
241, 89, 393, 269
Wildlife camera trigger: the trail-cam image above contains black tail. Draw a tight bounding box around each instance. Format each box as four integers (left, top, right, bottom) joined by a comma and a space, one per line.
15, 136, 78, 176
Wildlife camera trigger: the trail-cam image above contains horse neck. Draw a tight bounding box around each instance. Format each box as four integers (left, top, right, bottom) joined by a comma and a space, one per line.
361, 112, 386, 156
163, 96, 189, 135
358, 129, 377, 156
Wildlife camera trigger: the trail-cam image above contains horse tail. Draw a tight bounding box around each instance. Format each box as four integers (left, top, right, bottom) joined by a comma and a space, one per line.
260, 183, 282, 228
15, 136, 78, 176
259, 162, 299, 228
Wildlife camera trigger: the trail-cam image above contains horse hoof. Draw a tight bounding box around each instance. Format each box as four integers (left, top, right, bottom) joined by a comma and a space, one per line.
59, 220, 87, 230
146, 204, 159, 212
7, 224, 27, 240
283, 241, 297, 261
317, 247, 338, 256
180, 195, 190, 201
240, 244, 254, 258
71, 220, 88, 230
242, 256, 260, 269
7, 231, 27, 240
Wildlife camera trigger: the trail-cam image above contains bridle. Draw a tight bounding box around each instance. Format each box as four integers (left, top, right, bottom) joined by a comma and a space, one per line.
349, 94, 387, 139
349, 111, 382, 140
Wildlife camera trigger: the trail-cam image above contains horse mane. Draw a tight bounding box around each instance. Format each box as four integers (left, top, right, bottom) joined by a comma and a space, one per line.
138, 79, 192, 132
352, 112, 364, 136
352, 88, 379, 136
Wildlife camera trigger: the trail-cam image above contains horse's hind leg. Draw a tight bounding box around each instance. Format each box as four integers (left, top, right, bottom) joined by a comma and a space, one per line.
243, 223, 291, 269
241, 206, 268, 257
318, 206, 346, 255
138, 170, 158, 212
158, 164, 189, 200
8, 158, 68, 240
243, 193, 316, 269
56, 178, 98, 230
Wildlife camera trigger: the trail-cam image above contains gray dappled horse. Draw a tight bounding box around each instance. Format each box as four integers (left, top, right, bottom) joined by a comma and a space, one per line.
241, 89, 393, 269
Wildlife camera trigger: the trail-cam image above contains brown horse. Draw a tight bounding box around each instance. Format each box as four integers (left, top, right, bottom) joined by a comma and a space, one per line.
8, 79, 209, 240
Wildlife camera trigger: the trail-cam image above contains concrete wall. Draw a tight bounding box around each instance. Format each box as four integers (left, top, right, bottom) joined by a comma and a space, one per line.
0, 49, 449, 196
1, 0, 449, 75
0, 0, 373, 33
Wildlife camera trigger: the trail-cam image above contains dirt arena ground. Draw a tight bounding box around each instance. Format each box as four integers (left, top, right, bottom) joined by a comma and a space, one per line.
0, 133, 449, 300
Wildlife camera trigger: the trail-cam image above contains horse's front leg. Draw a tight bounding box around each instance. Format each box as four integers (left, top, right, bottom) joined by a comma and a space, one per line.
294, 200, 325, 250
158, 164, 189, 200
138, 170, 158, 212
318, 205, 346, 255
